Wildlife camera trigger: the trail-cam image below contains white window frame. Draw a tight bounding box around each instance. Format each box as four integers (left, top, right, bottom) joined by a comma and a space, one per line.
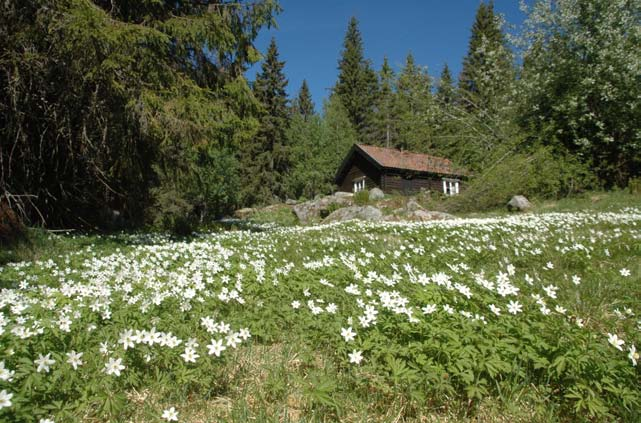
442, 178, 460, 196
353, 177, 366, 193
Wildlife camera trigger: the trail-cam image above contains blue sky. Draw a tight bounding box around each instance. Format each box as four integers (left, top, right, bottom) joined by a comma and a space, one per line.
246, 1, 527, 112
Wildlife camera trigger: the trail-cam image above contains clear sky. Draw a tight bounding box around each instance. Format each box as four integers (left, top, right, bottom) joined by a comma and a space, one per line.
245, 1, 527, 112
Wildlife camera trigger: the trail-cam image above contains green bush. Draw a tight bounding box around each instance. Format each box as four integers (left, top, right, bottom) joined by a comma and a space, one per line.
447, 146, 596, 212
150, 147, 241, 234
250, 205, 299, 227
149, 186, 195, 236
353, 190, 370, 206
324, 202, 345, 217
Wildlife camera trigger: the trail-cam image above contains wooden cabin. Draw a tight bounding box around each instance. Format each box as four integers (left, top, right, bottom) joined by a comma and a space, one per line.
335, 144, 467, 195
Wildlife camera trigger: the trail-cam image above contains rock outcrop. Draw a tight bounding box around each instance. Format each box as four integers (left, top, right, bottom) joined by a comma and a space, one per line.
405, 199, 424, 212
323, 206, 383, 223
507, 195, 532, 212
293, 195, 353, 223
234, 192, 457, 225
368, 187, 385, 201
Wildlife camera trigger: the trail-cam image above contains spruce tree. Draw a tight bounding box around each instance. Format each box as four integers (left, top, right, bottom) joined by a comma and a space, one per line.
335, 16, 378, 141
394, 53, 434, 152
286, 113, 327, 199
458, 1, 514, 109
245, 37, 290, 204
436, 63, 455, 105
371, 57, 398, 147
294, 79, 315, 120
0, 0, 278, 229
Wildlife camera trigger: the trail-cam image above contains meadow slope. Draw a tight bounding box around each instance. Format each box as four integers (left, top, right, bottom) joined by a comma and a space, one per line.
0, 209, 640, 422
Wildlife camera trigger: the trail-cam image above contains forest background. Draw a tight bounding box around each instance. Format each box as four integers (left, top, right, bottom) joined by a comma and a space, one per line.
1, 0, 639, 233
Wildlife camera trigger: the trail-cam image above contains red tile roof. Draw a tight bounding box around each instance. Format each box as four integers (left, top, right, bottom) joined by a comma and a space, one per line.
357, 144, 463, 176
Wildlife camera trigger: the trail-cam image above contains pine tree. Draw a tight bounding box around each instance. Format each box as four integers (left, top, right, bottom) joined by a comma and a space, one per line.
335, 16, 378, 141
436, 63, 455, 105
244, 37, 290, 204
458, 1, 514, 109
394, 53, 434, 152
294, 79, 315, 120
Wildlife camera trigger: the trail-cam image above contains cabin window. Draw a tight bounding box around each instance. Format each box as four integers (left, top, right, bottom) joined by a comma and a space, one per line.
442, 178, 460, 196
353, 177, 366, 193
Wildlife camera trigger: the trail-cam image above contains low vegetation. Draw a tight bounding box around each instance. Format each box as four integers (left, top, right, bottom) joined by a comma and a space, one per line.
0, 194, 639, 422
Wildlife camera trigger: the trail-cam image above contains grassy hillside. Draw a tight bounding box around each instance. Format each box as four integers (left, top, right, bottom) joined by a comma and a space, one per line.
0, 193, 639, 422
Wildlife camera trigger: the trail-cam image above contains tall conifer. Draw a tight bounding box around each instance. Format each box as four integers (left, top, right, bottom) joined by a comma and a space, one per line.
394, 53, 434, 152
294, 79, 315, 120
335, 17, 377, 141
245, 37, 290, 204
372, 57, 398, 147
436, 63, 455, 105
458, 1, 514, 109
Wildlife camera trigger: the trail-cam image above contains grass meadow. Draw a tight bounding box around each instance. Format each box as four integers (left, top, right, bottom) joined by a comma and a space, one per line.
0, 192, 640, 422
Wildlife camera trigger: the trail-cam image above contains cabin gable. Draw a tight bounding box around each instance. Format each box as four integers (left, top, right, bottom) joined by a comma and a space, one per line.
335, 144, 467, 196
338, 150, 382, 192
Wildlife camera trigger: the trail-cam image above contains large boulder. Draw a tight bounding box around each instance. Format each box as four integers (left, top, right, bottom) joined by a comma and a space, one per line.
333, 191, 354, 199
507, 195, 532, 212
293, 195, 353, 223
405, 198, 424, 212
368, 187, 385, 201
323, 206, 383, 223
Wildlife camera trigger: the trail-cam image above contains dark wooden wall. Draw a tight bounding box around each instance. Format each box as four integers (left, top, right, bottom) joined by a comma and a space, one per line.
381, 173, 444, 195
338, 154, 381, 192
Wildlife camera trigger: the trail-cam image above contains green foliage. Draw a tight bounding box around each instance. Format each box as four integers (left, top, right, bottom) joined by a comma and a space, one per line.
319, 95, 359, 184
436, 63, 455, 106
249, 205, 299, 227
285, 114, 330, 200
447, 145, 596, 212
459, 0, 515, 110
628, 178, 641, 195
352, 189, 369, 206
518, 0, 641, 185
242, 37, 291, 206
353, 190, 370, 206
293, 79, 315, 120
369, 57, 398, 147
334, 17, 378, 141
393, 53, 436, 152
284, 94, 357, 202
151, 146, 241, 234
0, 0, 279, 230
323, 202, 346, 217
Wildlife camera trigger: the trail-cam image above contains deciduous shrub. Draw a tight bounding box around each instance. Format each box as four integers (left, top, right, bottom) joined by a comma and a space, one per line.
446, 146, 595, 212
